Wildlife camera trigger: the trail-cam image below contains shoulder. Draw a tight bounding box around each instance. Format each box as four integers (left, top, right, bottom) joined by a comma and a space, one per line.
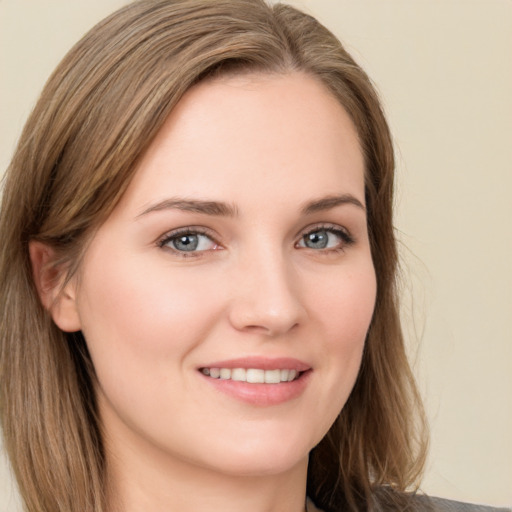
412, 495, 512, 512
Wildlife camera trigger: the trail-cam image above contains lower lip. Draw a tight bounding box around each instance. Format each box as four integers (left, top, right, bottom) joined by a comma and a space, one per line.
199, 370, 312, 406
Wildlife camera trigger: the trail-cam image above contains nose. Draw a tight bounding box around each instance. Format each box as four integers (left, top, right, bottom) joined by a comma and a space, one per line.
227, 248, 307, 337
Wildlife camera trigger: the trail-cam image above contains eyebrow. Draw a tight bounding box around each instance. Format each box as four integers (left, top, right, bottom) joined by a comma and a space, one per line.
137, 193, 365, 219
300, 194, 366, 215
137, 198, 239, 218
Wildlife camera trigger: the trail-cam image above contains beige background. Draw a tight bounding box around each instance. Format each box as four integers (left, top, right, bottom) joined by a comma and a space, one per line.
1, 0, 510, 510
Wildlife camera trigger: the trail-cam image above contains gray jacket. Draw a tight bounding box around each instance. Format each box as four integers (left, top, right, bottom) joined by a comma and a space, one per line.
307, 495, 511, 511
415, 496, 511, 512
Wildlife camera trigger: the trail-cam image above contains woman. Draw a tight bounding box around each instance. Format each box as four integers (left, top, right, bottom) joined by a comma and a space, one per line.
0, 1, 506, 511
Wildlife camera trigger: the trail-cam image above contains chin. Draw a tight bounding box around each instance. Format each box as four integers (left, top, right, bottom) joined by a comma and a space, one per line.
209, 453, 308, 478
194, 433, 312, 478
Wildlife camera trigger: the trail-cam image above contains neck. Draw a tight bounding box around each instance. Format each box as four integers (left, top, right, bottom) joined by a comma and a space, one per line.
105, 430, 309, 512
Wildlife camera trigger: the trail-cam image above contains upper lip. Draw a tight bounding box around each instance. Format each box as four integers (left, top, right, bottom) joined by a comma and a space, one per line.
199, 357, 311, 372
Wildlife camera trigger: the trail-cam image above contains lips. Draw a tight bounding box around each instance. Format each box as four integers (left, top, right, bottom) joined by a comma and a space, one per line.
198, 357, 312, 406
199, 356, 310, 372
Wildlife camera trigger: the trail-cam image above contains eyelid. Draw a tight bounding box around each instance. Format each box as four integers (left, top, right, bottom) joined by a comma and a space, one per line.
156, 223, 354, 257
296, 223, 355, 248
157, 226, 222, 254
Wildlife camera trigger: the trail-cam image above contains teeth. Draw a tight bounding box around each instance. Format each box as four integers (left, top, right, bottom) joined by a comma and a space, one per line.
201, 367, 301, 383
219, 368, 231, 380
265, 369, 280, 384
231, 368, 246, 381
246, 369, 264, 383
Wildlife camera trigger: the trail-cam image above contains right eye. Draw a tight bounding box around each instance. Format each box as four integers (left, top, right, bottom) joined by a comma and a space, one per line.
159, 228, 221, 255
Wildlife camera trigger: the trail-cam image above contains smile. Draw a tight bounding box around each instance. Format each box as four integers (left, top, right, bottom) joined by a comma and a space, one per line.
200, 367, 300, 383
198, 357, 312, 405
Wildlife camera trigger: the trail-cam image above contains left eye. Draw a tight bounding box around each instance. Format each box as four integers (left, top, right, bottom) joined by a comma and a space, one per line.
162, 232, 218, 252
297, 228, 348, 250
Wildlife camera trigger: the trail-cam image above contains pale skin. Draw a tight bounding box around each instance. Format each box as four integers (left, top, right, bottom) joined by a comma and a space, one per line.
31, 72, 377, 512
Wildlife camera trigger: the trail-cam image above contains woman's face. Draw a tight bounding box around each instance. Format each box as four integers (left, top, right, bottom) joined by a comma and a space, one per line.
61, 73, 376, 478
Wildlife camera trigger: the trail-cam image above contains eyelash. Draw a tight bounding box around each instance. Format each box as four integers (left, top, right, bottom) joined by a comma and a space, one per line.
157, 226, 220, 258
297, 223, 355, 253
157, 223, 355, 258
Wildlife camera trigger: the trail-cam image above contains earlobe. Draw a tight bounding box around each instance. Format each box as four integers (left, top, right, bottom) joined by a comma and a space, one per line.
29, 241, 82, 332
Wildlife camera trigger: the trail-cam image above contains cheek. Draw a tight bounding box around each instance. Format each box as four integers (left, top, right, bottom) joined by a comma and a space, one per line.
313, 262, 377, 344
308, 262, 376, 423
74, 247, 226, 397
79, 253, 216, 342
74, 251, 228, 439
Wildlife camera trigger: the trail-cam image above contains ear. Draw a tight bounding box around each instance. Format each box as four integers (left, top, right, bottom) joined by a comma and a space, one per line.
29, 241, 82, 332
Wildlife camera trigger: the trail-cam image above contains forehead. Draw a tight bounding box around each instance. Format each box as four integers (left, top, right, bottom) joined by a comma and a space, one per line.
118, 72, 365, 214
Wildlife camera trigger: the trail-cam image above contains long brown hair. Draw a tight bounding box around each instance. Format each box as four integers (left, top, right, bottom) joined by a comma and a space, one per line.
0, 1, 427, 511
